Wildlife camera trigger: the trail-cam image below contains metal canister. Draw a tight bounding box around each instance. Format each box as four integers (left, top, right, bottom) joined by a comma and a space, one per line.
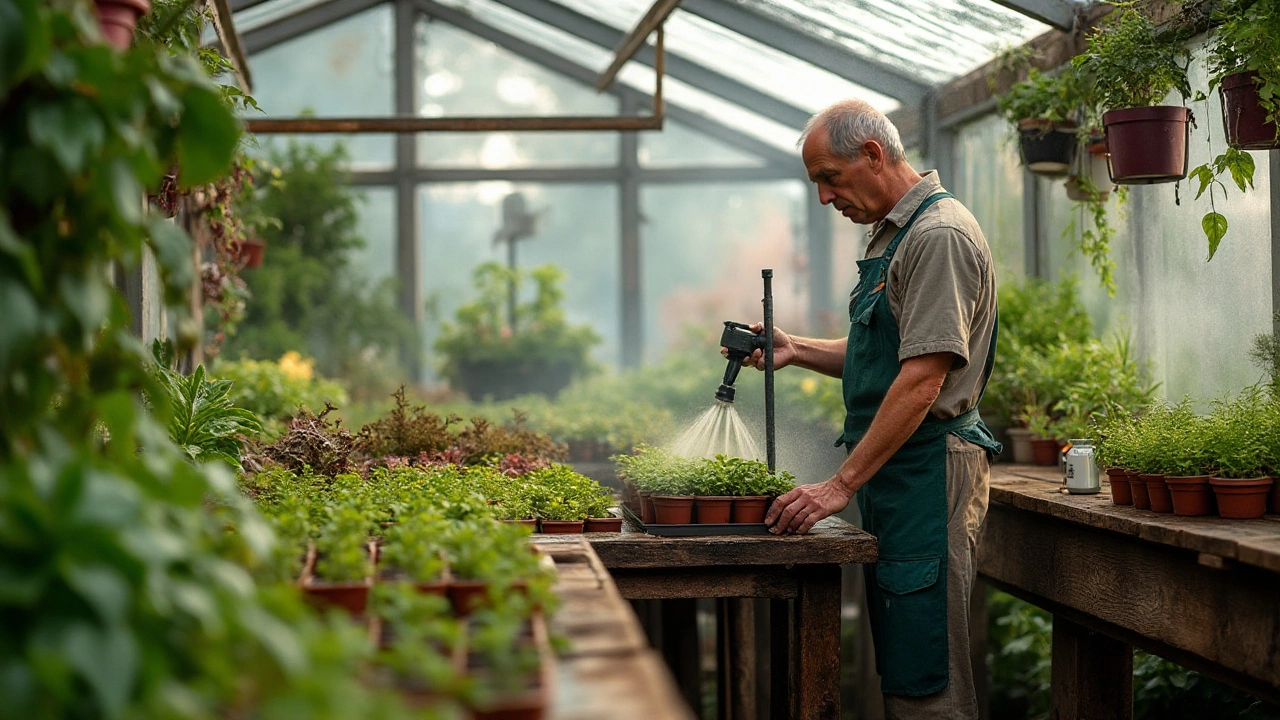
1063, 439, 1100, 494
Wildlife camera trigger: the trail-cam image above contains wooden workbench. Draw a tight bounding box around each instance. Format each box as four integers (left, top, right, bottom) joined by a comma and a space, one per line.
982, 464, 1280, 716
535, 536, 694, 720
540, 516, 877, 720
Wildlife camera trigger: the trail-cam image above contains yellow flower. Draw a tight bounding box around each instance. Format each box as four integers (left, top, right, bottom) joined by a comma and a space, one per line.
278, 351, 314, 382
801, 378, 818, 395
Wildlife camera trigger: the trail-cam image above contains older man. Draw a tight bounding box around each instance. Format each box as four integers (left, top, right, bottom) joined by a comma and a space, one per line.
742, 99, 1000, 718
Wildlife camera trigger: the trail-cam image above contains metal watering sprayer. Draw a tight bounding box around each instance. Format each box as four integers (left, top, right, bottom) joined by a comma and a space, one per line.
713, 270, 777, 473
716, 321, 766, 404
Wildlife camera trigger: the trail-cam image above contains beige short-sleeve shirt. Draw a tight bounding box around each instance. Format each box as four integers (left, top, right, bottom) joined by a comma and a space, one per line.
862, 171, 998, 420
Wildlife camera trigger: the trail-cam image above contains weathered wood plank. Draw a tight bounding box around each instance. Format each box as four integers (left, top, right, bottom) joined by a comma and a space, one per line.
661, 599, 702, 713
792, 564, 842, 720
991, 465, 1280, 570
609, 566, 798, 600
1049, 617, 1133, 720
725, 598, 756, 720
553, 651, 695, 720
979, 502, 1280, 703
586, 516, 877, 568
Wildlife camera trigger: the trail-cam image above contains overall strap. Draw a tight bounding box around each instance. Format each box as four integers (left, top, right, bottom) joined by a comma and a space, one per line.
880, 191, 954, 265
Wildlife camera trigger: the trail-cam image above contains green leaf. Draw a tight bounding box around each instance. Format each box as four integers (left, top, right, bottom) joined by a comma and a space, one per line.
1189, 164, 1213, 200
65, 565, 131, 625
176, 85, 240, 187
27, 98, 104, 174
1203, 212, 1228, 260
108, 159, 142, 225
1224, 148, 1256, 193
59, 621, 138, 716
146, 217, 193, 293
0, 282, 39, 368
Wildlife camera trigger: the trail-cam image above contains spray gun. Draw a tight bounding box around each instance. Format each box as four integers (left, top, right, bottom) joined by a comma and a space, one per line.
713, 270, 777, 473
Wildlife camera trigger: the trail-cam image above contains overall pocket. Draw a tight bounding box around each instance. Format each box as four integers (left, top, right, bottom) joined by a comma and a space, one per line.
873, 557, 949, 696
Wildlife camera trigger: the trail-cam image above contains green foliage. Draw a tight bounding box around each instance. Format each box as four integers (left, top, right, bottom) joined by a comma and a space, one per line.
1248, 312, 1280, 393
987, 589, 1052, 720
614, 446, 795, 497
1203, 386, 1280, 478
523, 464, 608, 520
223, 141, 417, 397
1189, 145, 1256, 261
356, 386, 459, 458
314, 502, 375, 582
998, 68, 1082, 127
1205, 0, 1280, 127
151, 343, 263, 468
434, 262, 600, 384
379, 516, 446, 582
213, 353, 349, 437
1072, 6, 1191, 110
1063, 176, 1126, 295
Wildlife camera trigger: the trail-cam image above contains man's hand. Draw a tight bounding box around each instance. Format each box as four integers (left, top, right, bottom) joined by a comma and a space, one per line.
764, 480, 853, 535
720, 323, 798, 371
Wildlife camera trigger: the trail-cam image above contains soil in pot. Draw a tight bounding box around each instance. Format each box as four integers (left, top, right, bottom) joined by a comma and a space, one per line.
584, 517, 622, 533
1165, 475, 1213, 516
1142, 474, 1173, 513
1106, 468, 1133, 505
1006, 427, 1035, 464
1029, 437, 1061, 466
1220, 71, 1280, 150
695, 496, 734, 524
1210, 477, 1274, 519
1103, 106, 1191, 184
1129, 471, 1152, 510
539, 520, 585, 534
731, 496, 770, 524
1018, 119, 1078, 176
651, 495, 694, 525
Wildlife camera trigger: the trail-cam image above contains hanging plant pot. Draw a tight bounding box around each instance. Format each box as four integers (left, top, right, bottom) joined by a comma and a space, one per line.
236, 239, 265, 269
1103, 106, 1192, 184
1142, 474, 1173, 513
1106, 468, 1133, 506
1220, 71, 1280, 150
1209, 476, 1273, 519
1165, 475, 1213, 516
94, 0, 151, 49
1065, 136, 1115, 202
1018, 119, 1078, 176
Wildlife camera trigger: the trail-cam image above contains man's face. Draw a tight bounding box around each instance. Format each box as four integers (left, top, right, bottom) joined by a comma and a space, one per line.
802, 126, 882, 225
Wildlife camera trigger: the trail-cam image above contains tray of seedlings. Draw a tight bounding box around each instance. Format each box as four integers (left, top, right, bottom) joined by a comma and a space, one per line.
613, 446, 796, 536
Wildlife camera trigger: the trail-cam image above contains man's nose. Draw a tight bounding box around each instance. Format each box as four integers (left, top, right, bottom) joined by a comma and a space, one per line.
817, 184, 836, 205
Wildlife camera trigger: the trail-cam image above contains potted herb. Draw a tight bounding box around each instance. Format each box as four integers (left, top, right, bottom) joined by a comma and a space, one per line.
1023, 407, 1063, 466
305, 504, 377, 615
1206, 389, 1275, 518
615, 445, 699, 524
1152, 402, 1216, 516
999, 68, 1082, 176
583, 490, 622, 532
465, 607, 549, 719
1206, 0, 1280, 149
1093, 407, 1136, 506
1072, 7, 1193, 184
380, 516, 450, 595
369, 584, 466, 703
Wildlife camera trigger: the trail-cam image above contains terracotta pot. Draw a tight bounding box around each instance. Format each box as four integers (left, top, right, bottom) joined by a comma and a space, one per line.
1065, 139, 1114, 202
448, 580, 490, 615
237, 239, 265, 268
503, 519, 538, 530
651, 495, 694, 525
298, 542, 375, 615
1142, 474, 1172, 513
731, 496, 770, 524
1018, 118, 1078, 176
1103, 106, 1191, 184
1165, 475, 1213, 516
1106, 468, 1133, 505
538, 520, 584, 534
1006, 427, 1035, 464
94, 0, 151, 49
1030, 437, 1061, 466
1129, 471, 1152, 510
1220, 71, 1280, 150
695, 496, 734, 524
584, 517, 622, 533
1210, 476, 1274, 519
639, 492, 655, 525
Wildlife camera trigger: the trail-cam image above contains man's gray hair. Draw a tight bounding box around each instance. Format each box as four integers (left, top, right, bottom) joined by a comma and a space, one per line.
799, 100, 906, 164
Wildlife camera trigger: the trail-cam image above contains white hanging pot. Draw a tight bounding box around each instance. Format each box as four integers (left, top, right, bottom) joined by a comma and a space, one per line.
1064, 135, 1114, 202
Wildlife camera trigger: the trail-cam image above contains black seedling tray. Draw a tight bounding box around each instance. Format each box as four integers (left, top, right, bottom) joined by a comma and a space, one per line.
621, 504, 772, 537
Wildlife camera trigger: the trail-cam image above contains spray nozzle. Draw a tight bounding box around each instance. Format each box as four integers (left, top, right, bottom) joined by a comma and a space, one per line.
717, 321, 766, 403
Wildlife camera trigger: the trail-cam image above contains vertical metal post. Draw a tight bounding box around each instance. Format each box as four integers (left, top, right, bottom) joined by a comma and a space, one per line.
1023, 172, 1041, 278
1271, 152, 1280, 337
394, 0, 421, 378
620, 92, 643, 368
805, 189, 832, 333
763, 268, 776, 474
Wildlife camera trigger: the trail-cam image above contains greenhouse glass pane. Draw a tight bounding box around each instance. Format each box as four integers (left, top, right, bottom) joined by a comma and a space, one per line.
743, 0, 1049, 84
640, 181, 809, 362
951, 113, 1025, 283
232, 0, 327, 33
415, 19, 618, 166
419, 183, 620, 376
248, 5, 395, 167
350, 187, 397, 283
639, 120, 766, 168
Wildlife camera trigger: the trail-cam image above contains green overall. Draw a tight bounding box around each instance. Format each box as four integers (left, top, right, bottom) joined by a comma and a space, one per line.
835, 191, 1001, 696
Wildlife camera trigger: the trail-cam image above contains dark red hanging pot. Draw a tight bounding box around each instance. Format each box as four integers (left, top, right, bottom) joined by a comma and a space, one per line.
1220, 71, 1280, 150
94, 0, 152, 49
1103, 106, 1192, 184
1018, 119, 1078, 177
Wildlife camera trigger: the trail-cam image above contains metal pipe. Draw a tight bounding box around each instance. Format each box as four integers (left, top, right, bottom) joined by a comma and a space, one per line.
763, 269, 775, 474
243, 115, 665, 134
595, 0, 682, 91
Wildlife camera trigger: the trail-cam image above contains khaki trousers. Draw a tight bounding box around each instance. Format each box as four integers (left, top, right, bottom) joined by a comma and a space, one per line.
882, 435, 990, 720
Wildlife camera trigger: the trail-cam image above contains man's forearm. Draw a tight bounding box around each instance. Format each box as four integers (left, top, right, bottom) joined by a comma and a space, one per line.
788, 335, 847, 378
830, 357, 948, 495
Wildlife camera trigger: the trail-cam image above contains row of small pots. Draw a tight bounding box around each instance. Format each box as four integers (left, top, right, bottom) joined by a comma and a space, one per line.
503, 517, 623, 534
1105, 469, 1280, 519
1019, 72, 1277, 186
636, 493, 773, 525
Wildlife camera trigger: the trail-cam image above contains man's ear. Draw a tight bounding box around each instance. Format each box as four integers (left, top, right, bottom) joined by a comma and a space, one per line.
862, 140, 885, 172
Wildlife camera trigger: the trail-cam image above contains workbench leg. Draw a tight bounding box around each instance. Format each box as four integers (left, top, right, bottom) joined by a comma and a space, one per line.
1050, 616, 1132, 720
715, 598, 756, 719
770, 599, 791, 720
792, 564, 842, 720
661, 599, 703, 715
754, 598, 771, 717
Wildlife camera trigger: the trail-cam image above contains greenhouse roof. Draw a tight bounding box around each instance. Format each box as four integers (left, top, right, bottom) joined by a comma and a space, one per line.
225, 0, 1089, 153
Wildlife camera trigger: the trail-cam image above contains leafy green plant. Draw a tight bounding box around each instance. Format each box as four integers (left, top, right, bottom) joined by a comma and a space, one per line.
1249, 312, 1280, 393
151, 342, 263, 468
1205, 0, 1280, 128
355, 385, 458, 458
1189, 126, 1256, 260
369, 584, 467, 699
1063, 175, 1127, 295
434, 262, 600, 386
213, 353, 349, 437
614, 445, 700, 495
997, 67, 1082, 127
1071, 6, 1191, 111
380, 517, 447, 582
314, 503, 374, 582
1204, 387, 1278, 478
